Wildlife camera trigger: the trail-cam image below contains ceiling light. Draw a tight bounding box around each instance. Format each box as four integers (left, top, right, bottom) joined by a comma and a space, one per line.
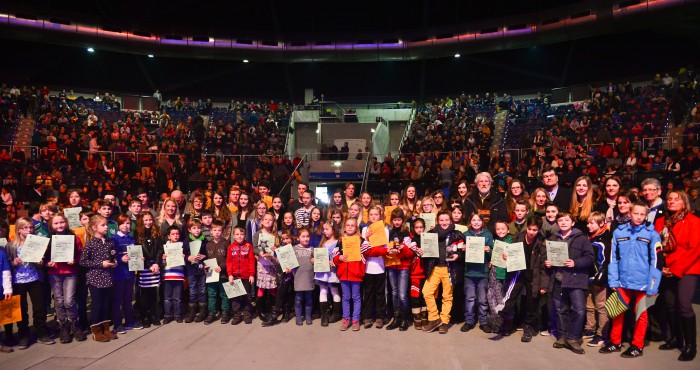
243, 59, 249, 63
147, 54, 154, 58
87, 47, 95, 52
454, 53, 460, 58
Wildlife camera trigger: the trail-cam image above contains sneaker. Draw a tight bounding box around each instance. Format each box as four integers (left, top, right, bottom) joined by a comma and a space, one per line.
351, 320, 360, 331
539, 330, 551, 336
553, 337, 567, 349
460, 323, 475, 332
515, 326, 524, 331
566, 339, 585, 354
17, 337, 29, 350
363, 319, 372, 329
129, 322, 144, 330
423, 319, 443, 333
340, 318, 350, 331
163, 317, 173, 325
582, 329, 595, 339
587, 335, 605, 347
599, 343, 623, 354
142, 321, 152, 329
521, 328, 533, 342
37, 336, 55, 345
621, 345, 643, 358
115, 326, 126, 334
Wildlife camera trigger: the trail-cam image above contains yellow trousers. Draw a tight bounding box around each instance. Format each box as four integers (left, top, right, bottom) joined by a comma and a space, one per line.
422, 266, 453, 324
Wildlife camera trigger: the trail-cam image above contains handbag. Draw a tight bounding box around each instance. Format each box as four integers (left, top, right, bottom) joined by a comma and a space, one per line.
604, 290, 629, 319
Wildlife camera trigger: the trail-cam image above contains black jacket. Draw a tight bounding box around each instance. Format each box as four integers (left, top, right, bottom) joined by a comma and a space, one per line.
462, 191, 508, 234
546, 228, 595, 290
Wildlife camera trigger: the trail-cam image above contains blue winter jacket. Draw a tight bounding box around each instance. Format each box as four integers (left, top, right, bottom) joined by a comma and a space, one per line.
609, 222, 662, 295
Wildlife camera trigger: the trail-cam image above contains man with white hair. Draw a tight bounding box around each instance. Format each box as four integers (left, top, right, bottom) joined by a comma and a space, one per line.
462, 172, 508, 233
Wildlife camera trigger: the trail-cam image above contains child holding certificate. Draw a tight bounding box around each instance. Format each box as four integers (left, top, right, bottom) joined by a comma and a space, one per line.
162, 226, 185, 324
226, 227, 256, 325
253, 212, 279, 324
333, 218, 380, 331
5, 217, 54, 348
493, 217, 548, 343
292, 228, 314, 325
545, 211, 595, 354
599, 202, 661, 358
0, 244, 12, 353
314, 220, 341, 327
462, 213, 493, 333
134, 213, 163, 327
110, 215, 138, 333
484, 221, 510, 335
47, 214, 86, 343
360, 205, 392, 329
80, 215, 118, 343
183, 218, 208, 323
421, 211, 465, 334
265, 231, 296, 326
385, 208, 414, 331
203, 220, 231, 324
408, 218, 427, 330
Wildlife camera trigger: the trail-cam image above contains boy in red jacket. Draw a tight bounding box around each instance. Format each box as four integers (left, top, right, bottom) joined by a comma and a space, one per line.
226, 227, 256, 325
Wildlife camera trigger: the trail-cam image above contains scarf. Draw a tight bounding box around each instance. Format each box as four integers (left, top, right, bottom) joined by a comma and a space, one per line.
661, 211, 686, 253
434, 223, 455, 242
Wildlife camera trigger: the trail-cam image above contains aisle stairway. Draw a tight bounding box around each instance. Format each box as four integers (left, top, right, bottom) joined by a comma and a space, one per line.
490, 109, 508, 153
12, 116, 36, 159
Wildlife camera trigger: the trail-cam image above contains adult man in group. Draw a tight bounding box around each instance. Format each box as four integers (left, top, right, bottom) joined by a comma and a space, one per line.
136, 188, 157, 218
171, 189, 188, 215
288, 182, 308, 214
641, 177, 666, 342
542, 169, 573, 211
462, 172, 508, 234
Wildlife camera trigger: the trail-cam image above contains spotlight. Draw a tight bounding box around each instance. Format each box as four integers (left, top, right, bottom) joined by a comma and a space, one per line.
454, 53, 460, 58
243, 59, 249, 63
87, 47, 95, 52
148, 54, 154, 58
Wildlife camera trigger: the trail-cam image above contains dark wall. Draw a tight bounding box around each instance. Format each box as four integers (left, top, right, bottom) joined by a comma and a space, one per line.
0, 28, 696, 103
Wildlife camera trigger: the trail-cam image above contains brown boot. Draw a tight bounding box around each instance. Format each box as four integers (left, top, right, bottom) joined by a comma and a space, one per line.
413, 313, 422, 330
101, 321, 118, 340
420, 311, 428, 329
90, 324, 110, 342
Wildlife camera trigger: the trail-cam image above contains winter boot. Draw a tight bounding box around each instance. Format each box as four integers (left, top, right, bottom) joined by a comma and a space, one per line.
59, 320, 72, 344
71, 320, 87, 342
679, 316, 697, 362
413, 313, 423, 330
262, 307, 281, 327
386, 310, 401, 330
195, 303, 207, 322
399, 313, 411, 331
320, 302, 329, 327
329, 301, 342, 323
184, 303, 197, 323
420, 311, 428, 329
90, 324, 109, 342
101, 321, 118, 340
203, 311, 217, 325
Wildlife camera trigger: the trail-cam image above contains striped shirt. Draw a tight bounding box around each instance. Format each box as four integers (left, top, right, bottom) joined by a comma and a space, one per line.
138, 270, 160, 288
163, 265, 185, 281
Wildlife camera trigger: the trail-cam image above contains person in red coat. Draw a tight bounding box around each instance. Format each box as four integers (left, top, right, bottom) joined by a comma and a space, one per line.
226, 227, 256, 325
655, 190, 700, 361
408, 219, 427, 330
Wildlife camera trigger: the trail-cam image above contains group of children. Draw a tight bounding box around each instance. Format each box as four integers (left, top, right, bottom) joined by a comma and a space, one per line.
0, 193, 665, 360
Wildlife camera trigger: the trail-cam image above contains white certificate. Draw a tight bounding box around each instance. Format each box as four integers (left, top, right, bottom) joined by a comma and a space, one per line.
203, 258, 220, 283
223, 279, 247, 298
188, 240, 202, 257
19, 234, 50, 263
465, 236, 485, 264
420, 213, 436, 230
546, 241, 569, 267
313, 247, 330, 273
165, 242, 185, 269
51, 235, 74, 263
276, 244, 299, 272
64, 207, 83, 230
491, 240, 508, 269
0, 238, 6, 247
127, 245, 144, 272
506, 242, 527, 272
420, 233, 439, 258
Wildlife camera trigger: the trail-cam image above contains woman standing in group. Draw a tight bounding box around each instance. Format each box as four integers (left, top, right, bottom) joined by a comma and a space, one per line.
529, 188, 549, 219
157, 197, 182, 236
506, 179, 529, 221
593, 177, 622, 225
656, 190, 700, 362
400, 185, 419, 220
570, 176, 594, 232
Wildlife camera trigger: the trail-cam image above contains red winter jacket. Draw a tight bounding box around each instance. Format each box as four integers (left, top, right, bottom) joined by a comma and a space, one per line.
333, 236, 388, 282
658, 213, 700, 277
226, 241, 256, 280
408, 233, 425, 279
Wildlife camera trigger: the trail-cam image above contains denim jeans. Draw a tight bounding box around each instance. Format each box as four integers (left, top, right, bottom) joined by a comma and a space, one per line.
163, 280, 183, 318
464, 276, 488, 325
341, 281, 361, 321
554, 285, 586, 340
387, 268, 410, 314
294, 291, 313, 321
112, 278, 135, 327
89, 286, 112, 325
188, 275, 207, 303
49, 274, 78, 321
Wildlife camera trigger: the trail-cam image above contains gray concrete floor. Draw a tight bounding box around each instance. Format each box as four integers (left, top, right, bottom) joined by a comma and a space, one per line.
1, 307, 699, 370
